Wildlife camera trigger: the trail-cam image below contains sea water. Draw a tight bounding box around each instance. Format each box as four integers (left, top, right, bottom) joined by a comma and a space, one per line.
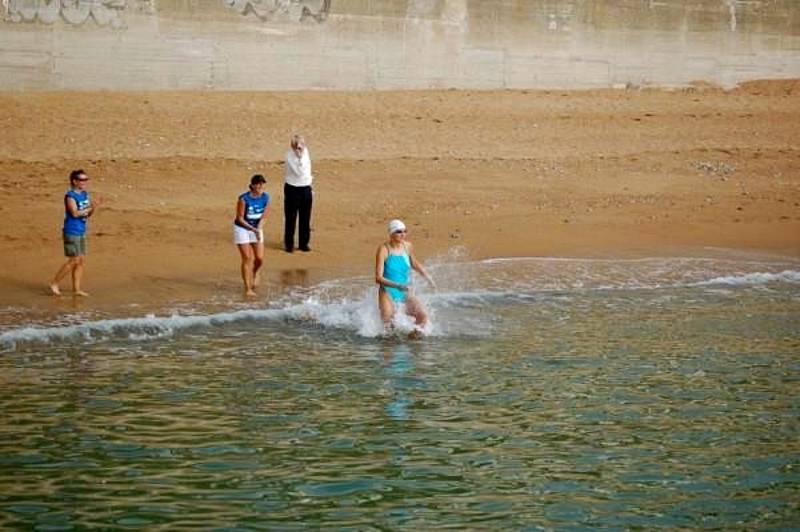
1, 253, 799, 529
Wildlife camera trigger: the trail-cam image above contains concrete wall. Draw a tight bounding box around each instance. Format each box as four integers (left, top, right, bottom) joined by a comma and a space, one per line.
1, 0, 799, 90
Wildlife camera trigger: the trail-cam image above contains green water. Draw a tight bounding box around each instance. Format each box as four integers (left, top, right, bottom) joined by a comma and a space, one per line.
1, 258, 799, 529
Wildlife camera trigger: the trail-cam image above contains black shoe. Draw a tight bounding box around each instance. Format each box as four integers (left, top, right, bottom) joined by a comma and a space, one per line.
285, 247, 294, 253
299, 246, 311, 252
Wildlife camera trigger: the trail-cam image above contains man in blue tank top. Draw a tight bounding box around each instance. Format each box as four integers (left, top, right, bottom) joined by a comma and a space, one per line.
49, 169, 100, 296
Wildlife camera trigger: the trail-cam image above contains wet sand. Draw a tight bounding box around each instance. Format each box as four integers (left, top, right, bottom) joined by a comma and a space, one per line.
1, 80, 799, 315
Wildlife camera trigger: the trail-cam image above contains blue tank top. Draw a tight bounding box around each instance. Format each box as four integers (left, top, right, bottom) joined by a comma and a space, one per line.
235, 192, 269, 229
63, 189, 90, 236
383, 244, 411, 302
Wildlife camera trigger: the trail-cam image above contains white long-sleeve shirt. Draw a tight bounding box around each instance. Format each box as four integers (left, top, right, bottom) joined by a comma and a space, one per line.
284, 148, 313, 187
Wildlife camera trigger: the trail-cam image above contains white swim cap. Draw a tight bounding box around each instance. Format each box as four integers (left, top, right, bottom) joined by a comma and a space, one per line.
387, 219, 406, 234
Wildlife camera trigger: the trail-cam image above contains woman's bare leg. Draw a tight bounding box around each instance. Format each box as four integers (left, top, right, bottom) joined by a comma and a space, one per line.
251, 242, 265, 288
237, 244, 256, 296
378, 289, 396, 330
405, 295, 428, 328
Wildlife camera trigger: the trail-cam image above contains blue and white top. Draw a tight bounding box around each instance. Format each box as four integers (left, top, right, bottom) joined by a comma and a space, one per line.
63, 189, 90, 236
235, 192, 270, 230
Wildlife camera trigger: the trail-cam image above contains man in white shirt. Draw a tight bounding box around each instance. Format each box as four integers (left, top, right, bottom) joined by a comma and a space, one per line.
283, 134, 314, 252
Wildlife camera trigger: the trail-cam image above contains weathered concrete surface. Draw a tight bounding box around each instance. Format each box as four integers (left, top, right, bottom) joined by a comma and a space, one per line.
1, 0, 799, 90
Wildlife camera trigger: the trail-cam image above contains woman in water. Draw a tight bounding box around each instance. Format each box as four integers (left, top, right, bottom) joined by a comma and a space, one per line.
375, 219, 436, 332
234, 174, 270, 296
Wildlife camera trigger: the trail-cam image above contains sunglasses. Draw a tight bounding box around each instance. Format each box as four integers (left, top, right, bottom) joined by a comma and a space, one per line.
393, 229, 407, 234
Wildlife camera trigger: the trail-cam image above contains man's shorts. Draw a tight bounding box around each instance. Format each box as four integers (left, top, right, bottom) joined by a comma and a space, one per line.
233, 225, 263, 245
63, 233, 87, 257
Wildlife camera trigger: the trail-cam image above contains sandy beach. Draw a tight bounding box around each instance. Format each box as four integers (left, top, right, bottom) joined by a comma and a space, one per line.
1, 80, 798, 314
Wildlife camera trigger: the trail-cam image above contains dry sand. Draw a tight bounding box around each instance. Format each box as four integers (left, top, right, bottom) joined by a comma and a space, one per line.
1, 80, 799, 316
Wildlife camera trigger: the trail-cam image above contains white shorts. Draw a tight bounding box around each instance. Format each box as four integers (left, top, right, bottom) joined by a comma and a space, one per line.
233, 225, 263, 245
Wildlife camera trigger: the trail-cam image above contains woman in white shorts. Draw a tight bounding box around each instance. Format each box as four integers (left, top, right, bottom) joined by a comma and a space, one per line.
234, 174, 270, 296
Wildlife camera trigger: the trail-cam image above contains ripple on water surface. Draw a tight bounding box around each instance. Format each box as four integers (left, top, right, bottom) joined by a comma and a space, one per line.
1, 256, 799, 528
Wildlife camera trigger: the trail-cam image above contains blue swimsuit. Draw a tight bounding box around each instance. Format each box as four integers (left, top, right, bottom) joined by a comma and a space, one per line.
383, 244, 411, 302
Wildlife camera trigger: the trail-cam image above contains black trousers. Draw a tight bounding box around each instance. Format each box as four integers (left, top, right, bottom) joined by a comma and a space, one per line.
284, 183, 313, 250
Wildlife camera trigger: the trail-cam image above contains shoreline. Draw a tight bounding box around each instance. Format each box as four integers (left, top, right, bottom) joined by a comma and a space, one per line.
2, 244, 798, 331
1, 82, 798, 324
2, 249, 799, 344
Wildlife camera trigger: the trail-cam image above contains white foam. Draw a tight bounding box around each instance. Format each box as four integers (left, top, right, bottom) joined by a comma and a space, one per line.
438, 256, 800, 292
280, 290, 386, 338
692, 270, 800, 287
0, 308, 285, 351
0, 288, 449, 351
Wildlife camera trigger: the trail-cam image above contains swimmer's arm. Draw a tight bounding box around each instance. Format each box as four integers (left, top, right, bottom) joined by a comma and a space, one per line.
375, 245, 407, 290
235, 197, 259, 232
408, 243, 436, 288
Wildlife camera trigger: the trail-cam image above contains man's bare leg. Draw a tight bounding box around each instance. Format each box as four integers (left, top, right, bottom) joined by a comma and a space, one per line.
72, 257, 89, 296
49, 280, 62, 296
50, 258, 77, 296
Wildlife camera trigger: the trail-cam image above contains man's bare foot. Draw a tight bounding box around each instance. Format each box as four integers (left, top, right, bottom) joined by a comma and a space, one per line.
245, 289, 257, 297
49, 283, 61, 296
74, 290, 90, 297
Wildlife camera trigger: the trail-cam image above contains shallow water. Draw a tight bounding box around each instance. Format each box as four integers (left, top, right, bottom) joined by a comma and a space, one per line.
1, 255, 799, 529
